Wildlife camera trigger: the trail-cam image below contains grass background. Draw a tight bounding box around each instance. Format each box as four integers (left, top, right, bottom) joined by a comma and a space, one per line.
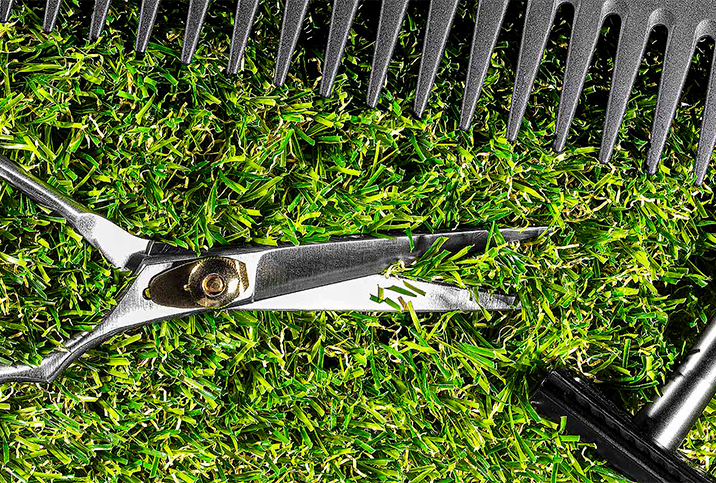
1, 0, 716, 481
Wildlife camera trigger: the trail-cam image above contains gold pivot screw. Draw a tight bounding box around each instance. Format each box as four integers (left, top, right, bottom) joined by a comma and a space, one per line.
202, 273, 226, 298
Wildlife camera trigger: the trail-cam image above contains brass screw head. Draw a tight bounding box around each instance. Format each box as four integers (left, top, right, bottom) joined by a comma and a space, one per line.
201, 273, 226, 298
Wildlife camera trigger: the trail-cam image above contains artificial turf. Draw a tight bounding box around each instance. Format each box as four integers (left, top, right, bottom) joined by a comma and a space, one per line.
0, 0, 716, 481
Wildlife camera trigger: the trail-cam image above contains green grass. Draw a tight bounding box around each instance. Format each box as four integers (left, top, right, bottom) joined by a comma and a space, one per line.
1, 1, 716, 481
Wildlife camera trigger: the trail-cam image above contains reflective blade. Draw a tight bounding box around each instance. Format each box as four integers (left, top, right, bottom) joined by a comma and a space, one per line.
414, 0, 460, 117
320, 0, 361, 97
240, 275, 518, 312
135, 0, 161, 53
251, 228, 546, 302
367, 0, 410, 108
89, 0, 111, 40
274, 0, 311, 85
226, 0, 260, 75
460, 0, 509, 130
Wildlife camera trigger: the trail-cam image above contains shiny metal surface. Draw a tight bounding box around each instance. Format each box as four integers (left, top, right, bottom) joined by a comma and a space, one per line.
634, 316, 716, 451
0, 155, 545, 384
242, 274, 517, 311
0, 268, 513, 384
0, 260, 194, 384
148, 257, 251, 308
0, 155, 151, 271
249, 227, 544, 301
532, 368, 716, 483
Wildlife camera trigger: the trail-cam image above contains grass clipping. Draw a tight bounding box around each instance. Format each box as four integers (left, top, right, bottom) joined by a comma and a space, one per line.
0, 1, 716, 482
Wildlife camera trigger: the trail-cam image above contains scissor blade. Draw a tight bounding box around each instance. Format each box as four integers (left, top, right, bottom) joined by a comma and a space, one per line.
250, 227, 545, 302
240, 275, 517, 312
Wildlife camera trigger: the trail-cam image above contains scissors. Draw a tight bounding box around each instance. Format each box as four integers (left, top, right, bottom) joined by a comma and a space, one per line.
0, 155, 546, 384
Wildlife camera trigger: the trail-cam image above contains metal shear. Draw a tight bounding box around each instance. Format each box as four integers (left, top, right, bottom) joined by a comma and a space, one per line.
0, 155, 546, 384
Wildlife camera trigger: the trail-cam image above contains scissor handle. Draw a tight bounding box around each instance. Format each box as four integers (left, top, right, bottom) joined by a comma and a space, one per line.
0, 261, 196, 384
0, 329, 118, 384
0, 155, 88, 223
0, 155, 151, 270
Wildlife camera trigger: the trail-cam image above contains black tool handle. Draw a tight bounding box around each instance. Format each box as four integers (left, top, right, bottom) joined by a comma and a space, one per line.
634, 315, 716, 451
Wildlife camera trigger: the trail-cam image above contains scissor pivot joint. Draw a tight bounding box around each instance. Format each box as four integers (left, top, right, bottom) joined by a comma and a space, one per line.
147, 257, 249, 308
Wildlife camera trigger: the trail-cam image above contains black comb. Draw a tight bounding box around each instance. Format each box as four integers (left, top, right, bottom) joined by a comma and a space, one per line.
532, 316, 716, 482
3, 1, 716, 182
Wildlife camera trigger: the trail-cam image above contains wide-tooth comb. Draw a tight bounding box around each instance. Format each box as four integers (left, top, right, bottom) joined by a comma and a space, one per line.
4, 0, 716, 182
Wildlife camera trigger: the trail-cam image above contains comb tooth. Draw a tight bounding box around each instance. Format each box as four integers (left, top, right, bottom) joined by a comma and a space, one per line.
135, 0, 161, 52
367, 0, 410, 108
43, 0, 62, 32
553, 0, 603, 151
89, 0, 111, 40
0, 0, 14, 22
459, 0, 509, 130
599, 14, 651, 164
320, 0, 361, 97
695, 49, 716, 185
226, 0, 260, 75
181, 0, 211, 64
646, 26, 696, 175
414, 0, 460, 117
506, 0, 557, 141
274, 0, 311, 86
